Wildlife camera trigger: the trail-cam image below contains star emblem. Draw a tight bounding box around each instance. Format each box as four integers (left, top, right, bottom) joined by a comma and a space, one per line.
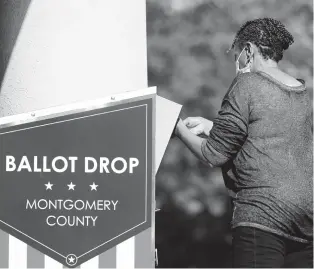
67, 182, 76, 191
90, 182, 98, 191
45, 182, 53, 190
68, 256, 75, 264
66, 254, 77, 266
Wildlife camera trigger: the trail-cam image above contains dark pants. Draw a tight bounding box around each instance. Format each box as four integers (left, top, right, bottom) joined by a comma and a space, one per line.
232, 226, 313, 268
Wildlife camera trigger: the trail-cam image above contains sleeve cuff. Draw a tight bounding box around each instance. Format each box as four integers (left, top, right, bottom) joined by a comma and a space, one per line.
201, 138, 230, 167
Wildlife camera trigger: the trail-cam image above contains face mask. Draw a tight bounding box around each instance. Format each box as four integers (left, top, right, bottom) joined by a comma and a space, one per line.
235, 47, 252, 75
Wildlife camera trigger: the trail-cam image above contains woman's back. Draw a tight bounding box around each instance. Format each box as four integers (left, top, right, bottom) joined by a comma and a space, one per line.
230, 71, 313, 243
247, 71, 311, 141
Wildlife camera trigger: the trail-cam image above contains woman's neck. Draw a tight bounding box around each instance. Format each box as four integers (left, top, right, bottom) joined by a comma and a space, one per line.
253, 58, 303, 87
254, 59, 279, 72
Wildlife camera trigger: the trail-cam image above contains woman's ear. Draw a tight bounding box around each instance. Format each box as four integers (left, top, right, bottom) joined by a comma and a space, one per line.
246, 42, 253, 54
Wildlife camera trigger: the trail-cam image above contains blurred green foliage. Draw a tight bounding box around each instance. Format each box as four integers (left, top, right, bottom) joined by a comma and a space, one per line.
147, 0, 313, 267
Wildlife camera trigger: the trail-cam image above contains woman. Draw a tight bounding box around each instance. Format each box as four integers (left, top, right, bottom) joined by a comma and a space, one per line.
174, 18, 313, 268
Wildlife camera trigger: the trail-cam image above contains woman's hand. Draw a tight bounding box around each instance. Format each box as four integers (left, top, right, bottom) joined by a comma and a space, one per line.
183, 117, 213, 136
173, 117, 212, 166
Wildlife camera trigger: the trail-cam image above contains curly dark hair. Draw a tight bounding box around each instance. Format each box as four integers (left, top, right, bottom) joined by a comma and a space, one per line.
231, 18, 294, 62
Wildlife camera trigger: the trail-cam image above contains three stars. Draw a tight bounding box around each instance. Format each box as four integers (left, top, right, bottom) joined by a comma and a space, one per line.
44, 182, 98, 191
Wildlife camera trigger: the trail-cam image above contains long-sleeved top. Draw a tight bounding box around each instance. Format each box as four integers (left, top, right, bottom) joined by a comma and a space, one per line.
201, 71, 313, 243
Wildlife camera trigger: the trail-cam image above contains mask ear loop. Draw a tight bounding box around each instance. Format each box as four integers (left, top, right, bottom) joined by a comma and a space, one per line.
236, 46, 253, 75
236, 47, 245, 63
245, 45, 253, 67
245, 52, 251, 67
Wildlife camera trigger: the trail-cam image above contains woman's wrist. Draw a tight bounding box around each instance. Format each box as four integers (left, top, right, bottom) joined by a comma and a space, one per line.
171, 117, 182, 139
175, 118, 187, 139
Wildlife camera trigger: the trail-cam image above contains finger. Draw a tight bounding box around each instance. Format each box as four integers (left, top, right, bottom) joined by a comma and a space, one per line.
183, 117, 201, 128
182, 117, 191, 126
190, 125, 203, 135
208, 120, 213, 129
204, 121, 214, 135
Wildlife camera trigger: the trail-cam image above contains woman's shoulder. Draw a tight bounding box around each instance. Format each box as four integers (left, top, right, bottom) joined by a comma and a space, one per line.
233, 72, 265, 86
226, 72, 263, 98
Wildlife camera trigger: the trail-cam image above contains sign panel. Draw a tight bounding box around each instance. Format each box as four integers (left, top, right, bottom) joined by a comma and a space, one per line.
0, 93, 154, 267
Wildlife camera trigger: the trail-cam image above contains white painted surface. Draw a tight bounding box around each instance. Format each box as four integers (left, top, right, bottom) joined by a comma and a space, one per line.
0, 0, 147, 116
9, 237, 27, 269
44, 256, 63, 269
81, 256, 99, 269
116, 237, 135, 269
155, 96, 182, 170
